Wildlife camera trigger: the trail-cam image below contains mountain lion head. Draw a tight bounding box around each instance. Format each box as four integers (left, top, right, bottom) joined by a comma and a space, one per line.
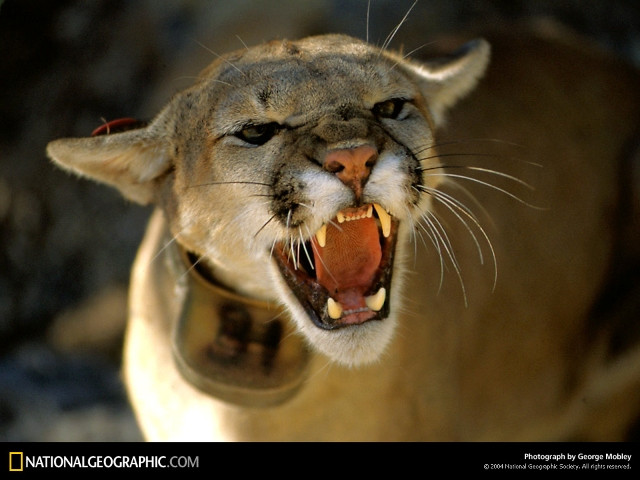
47, 34, 490, 366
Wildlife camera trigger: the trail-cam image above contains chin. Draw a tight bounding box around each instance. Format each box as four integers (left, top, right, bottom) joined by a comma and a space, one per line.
302, 316, 398, 366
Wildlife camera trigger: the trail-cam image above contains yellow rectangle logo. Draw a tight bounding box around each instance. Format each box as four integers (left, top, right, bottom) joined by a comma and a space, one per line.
9, 452, 23, 472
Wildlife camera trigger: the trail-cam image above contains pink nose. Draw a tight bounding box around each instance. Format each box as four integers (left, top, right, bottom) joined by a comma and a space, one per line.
323, 145, 378, 199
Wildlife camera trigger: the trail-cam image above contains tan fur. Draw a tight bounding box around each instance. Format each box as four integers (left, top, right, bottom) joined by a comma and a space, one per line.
47, 31, 640, 441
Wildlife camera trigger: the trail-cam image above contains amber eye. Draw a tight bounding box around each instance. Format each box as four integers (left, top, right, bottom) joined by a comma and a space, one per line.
235, 122, 280, 145
372, 98, 406, 119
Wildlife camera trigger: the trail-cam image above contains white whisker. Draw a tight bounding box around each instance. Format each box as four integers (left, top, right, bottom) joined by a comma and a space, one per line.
379, 0, 417, 53
269, 237, 278, 259
420, 210, 464, 299
423, 172, 542, 209
151, 230, 181, 265
301, 226, 315, 271
235, 34, 250, 51
148, 219, 196, 267
386, 42, 434, 73
414, 211, 445, 291
309, 234, 339, 286
365, 0, 371, 44
177, 249, 207, 284
288, 235, 297, 269
422, 185, 498, 290
446, 180, 498, 230
425, 188, 482, 242
193, 38, 246, 77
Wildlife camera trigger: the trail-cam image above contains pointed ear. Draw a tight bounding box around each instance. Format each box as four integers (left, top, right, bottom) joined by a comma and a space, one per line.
47, 119, 172, 205
403, 39, 491, 125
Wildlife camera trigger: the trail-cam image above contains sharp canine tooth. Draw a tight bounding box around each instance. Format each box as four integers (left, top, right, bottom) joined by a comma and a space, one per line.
373, 204, 392, 238
337, 212, 345, 223
365, 287, 386, 312
315, 224, 327, 247
327, 297, 343, 319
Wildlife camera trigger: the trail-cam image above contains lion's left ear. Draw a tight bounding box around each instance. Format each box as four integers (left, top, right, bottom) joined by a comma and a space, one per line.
47, 110, 175, 205
402, 39, 491, 125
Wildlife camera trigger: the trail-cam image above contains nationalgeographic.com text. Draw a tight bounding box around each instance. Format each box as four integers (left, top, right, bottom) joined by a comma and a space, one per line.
11, 453, 198, 470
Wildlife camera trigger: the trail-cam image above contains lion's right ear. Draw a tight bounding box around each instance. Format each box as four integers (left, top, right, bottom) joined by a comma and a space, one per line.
47, 117, 173, 205
400, 38, 491, 126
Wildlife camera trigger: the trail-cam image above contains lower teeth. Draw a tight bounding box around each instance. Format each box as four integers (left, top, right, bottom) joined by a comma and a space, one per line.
326, 287, 386, 320
365, 287, 386, 312
327, 297, 343, 319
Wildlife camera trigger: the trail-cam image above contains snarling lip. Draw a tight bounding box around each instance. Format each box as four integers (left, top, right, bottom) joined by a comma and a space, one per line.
273, 203, 398, 330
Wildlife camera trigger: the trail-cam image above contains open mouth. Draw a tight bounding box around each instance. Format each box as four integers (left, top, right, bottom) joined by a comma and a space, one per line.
273, 203, 398, 330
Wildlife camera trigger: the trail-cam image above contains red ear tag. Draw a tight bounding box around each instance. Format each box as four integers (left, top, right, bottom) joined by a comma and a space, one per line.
91, 117, 142, 136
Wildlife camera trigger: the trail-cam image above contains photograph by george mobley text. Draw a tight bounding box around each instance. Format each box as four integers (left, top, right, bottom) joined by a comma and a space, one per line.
485, 450, 633, 472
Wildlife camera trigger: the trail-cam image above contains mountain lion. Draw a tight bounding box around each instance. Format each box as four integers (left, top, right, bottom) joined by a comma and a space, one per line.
47, 28, 640, 441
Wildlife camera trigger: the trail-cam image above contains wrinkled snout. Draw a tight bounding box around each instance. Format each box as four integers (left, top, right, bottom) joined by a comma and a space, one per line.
323, 145, 378, 199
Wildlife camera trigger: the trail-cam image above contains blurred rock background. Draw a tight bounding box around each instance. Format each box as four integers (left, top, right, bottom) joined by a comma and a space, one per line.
1, 0, 639, 441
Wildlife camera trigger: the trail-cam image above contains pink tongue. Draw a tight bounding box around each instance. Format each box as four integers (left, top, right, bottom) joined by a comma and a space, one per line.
313, 217, 381, 302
